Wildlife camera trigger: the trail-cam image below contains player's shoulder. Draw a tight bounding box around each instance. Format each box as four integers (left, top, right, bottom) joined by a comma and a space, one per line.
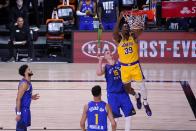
101, 100, 107, 104
18, 81, 29, 90
19, 79, 28, 85
84, 104, 89, 110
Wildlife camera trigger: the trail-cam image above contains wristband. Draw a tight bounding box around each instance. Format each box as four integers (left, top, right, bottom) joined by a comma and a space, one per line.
16, 112, 21, 115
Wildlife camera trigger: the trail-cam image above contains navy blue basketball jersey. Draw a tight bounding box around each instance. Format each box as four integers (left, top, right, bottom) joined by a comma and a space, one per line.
98, 0, 119, 22
105, 62, 124, 93
87, 101, 107, 130
80, 0, 94, 21
18, 79, 32, 108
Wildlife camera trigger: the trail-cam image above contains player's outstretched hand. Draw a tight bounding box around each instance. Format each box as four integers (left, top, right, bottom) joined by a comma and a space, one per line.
32, 93, 40, 100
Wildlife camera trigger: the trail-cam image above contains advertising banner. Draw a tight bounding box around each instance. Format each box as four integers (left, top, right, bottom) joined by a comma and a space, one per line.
73, 32, 196, 63
162, 1, 196, 18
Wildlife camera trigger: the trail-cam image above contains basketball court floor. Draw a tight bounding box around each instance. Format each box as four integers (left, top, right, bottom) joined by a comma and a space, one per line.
0, 63, 195, 131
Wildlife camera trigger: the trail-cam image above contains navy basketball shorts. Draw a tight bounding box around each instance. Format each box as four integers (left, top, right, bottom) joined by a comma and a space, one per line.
107, 92, 135, 118
16, 108, 31, 131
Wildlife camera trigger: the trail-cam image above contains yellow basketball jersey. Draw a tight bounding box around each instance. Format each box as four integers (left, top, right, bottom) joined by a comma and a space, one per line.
117, 36, 139, 64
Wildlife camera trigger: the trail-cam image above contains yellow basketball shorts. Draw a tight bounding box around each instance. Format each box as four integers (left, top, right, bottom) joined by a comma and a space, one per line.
120, 63, 145, 83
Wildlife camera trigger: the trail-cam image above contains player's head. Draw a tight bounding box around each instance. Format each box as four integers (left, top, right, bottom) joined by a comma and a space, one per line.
17, 17, 24, 28
121, 22, 130, 36
91, 85, 101, 97
104, 50, 113, 61
16, 0, 23, 8
19, 64, 33, 77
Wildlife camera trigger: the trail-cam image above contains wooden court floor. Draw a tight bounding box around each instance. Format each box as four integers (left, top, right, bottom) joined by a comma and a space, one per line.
0, 63, 195, 131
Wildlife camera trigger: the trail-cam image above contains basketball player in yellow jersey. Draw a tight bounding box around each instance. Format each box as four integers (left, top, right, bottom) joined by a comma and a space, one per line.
113, 12, 152, 116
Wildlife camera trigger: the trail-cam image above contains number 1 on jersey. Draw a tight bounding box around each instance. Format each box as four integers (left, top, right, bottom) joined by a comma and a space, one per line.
95, 114, 98, 125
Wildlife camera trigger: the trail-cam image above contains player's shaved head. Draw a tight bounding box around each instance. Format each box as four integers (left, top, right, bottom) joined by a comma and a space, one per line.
91, 85, 101, 97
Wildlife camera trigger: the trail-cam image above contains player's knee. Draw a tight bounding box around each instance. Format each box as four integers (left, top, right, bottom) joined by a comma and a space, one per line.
123, 84, 130, 93
129, 87, 135, 95
124, 83, 135, 95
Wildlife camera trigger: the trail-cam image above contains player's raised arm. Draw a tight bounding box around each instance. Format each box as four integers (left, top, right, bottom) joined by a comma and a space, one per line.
106, 104, 116, 131
80, 104, 88, 131
113, 12, 123, 43
96, 55, 105, 76
16, 83, 28, 122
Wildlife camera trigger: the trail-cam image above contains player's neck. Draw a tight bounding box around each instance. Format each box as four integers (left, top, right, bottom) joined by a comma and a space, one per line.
86, 0, 91, 4
108, 59, 115, 65
124, 35, 129, 40
94, 97, 101, 102
122, 34, 130, 40
23, 77, 31, 82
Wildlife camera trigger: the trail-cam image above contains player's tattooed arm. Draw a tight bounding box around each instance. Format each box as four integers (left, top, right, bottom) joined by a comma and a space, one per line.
113, 12, 123, 43
96, 55, 105, 76
80, 104, 88, 131
106, 104, 117, 131
16, 83, 28, 121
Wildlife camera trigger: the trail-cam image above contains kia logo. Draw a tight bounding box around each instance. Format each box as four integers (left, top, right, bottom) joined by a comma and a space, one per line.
82, 40, 117, 58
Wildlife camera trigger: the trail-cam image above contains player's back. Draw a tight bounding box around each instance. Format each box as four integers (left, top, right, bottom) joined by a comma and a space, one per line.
87, 101, 107, 131
18, 79, 32, 108
118, 36, 139, 64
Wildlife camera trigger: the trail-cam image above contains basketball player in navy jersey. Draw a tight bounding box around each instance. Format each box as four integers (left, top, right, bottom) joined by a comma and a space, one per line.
77, 0, 97, 30
98, 0, 119, 30
80, 85, 116, 131
16, 64, 40, 131
97, 51, 142, 130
